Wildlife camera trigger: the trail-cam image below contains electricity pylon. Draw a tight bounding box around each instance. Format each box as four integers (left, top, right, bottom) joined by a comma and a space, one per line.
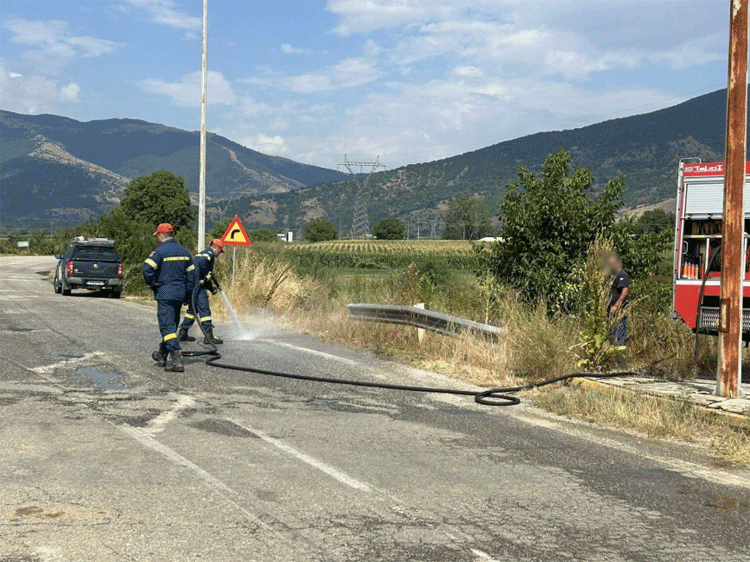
339, 155, 385, 239
429, 218, 439, 238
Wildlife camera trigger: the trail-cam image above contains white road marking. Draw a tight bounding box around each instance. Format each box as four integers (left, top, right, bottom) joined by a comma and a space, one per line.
267, 340, 359, 366
31, 351, 106, 374
510, 410, 750, 490
142, 394, 196, 435
226, 418, 375, 493
471, 548, 502, 561
117, 424, 270, 528
229, 418, 504, 559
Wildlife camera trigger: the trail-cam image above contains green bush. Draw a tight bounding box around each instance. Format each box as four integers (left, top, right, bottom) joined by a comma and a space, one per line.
478, 150, 667, 312
304, 219, 337, 242
373, 218, 405, 240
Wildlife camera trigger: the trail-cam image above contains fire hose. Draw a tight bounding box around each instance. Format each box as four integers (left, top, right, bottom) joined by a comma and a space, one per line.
181, 283, 638, 407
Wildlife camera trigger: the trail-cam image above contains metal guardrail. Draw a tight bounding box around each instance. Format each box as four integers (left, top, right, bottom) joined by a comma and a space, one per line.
347, 303, 502, 340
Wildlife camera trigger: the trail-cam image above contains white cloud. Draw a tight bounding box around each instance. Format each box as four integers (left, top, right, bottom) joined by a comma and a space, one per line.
4, 18, 120, 57
139, 70, 236, 107
59, 82, 81, 102
241, 133, 290, 156
327, 0, 468, 36
122, 0, 202, 31
0, 60, 81, 113
4, 18, 69, 45
452, 65, 483, 78
280, 43, 311, 55
245, 56, 380, 93
3, 18, 120, 75
329, 0, 726, 79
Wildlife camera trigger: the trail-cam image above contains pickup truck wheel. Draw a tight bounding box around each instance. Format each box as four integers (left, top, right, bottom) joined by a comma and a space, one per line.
61, 282, 71, 296
111, 289, 122, 299
53, 276, 62, 294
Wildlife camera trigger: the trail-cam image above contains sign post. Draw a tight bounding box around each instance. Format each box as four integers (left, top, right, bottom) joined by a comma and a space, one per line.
220, 215, 252, 285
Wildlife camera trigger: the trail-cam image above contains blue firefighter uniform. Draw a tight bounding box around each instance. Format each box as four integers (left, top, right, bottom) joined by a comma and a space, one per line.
181, 247, 218, 332
143, 239, 195, 353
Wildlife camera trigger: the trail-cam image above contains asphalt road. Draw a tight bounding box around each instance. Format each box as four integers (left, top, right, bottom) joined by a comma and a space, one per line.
2, 255, 750, 562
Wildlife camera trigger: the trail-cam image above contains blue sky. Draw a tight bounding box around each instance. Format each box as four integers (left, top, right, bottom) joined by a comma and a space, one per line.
0, 0, 731, 169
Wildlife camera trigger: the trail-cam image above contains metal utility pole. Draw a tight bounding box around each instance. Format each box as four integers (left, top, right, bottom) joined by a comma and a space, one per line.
339, 155, 385, 239
718, 0, 748, 398
197, 0, 208, 250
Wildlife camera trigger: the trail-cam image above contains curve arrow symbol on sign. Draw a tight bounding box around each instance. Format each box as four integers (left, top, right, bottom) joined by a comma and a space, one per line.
220, 216, 252, 247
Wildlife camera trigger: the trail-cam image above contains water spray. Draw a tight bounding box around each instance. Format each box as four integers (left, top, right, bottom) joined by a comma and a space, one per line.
206, 275, 252, 341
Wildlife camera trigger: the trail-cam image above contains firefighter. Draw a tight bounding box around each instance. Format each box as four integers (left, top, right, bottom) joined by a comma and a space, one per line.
178, 238, 225, 345
143, 223, 196, 372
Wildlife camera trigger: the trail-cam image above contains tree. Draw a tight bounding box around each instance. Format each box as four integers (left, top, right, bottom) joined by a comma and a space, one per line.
304, 219, 337, 242
632, 209, 675, 237
247, 228, 280, 242
120, 170, 196, 232
95, 207, 155, 265
373, 218, 405, 240
480, 150, 625, 306
443, 194, 493, 240
209, 217, 233, 240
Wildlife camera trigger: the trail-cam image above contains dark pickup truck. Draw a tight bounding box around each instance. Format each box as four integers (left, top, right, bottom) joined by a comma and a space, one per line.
54, 238, 123, 298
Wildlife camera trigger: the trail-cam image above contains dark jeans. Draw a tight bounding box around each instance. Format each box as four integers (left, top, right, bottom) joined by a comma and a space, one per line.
157, 299, 183, 352
612, 316, 628, 347
181, 286, 213, 330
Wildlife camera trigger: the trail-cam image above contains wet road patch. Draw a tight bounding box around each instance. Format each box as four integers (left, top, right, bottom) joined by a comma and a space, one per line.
71, 367, 128, 391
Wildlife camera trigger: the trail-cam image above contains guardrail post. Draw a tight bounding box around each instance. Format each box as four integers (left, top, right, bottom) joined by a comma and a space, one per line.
415, 302, 425, 343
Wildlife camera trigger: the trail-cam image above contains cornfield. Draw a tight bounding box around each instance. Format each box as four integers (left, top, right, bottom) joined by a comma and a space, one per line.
253, 239, 478, 270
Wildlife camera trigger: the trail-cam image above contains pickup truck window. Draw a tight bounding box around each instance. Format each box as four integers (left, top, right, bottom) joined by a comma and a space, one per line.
72, 246, 120, 261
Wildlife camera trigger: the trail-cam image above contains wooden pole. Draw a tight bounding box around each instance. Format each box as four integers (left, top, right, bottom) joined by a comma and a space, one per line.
718, 0, 748, 398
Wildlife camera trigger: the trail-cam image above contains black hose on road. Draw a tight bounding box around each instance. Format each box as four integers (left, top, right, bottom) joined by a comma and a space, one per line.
180, 284, 638, 407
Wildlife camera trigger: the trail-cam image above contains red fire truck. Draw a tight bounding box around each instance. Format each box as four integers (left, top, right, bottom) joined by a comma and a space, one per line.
673, 159, 750, 336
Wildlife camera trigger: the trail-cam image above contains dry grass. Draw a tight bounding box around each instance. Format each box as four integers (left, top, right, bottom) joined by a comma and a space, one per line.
532, 385, 750, 464
279, 307, 519, 387
212, 252, 329, 315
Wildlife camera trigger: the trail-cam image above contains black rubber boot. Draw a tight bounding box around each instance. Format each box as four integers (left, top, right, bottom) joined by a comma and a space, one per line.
203, 327, 224, 345
165, 350, 184, 372
152, 347, 166, 368
178, 328, 195, 342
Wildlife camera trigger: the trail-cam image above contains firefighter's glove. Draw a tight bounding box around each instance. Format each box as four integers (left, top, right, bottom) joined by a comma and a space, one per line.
204, 277, 217, 295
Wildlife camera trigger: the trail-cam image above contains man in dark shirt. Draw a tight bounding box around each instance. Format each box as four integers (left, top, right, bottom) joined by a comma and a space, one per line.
607, 253, 630, 347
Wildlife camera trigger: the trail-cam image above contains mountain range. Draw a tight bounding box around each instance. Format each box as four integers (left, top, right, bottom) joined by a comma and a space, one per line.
0, 89, 735, 231
0, 110, 346, 229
